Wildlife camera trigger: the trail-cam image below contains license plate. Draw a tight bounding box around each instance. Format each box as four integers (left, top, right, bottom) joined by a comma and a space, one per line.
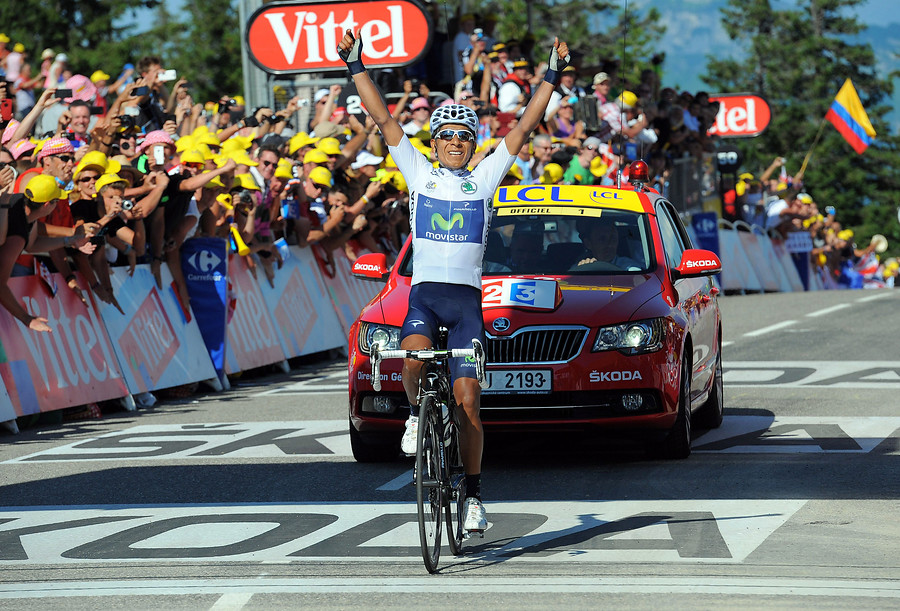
483, 369, 552, 394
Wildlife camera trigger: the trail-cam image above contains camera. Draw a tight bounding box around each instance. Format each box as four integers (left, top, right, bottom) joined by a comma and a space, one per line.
473, 28, 484, 39
121, 199, 134, 211
825, 205, 835, 216
237, 190, 255, 205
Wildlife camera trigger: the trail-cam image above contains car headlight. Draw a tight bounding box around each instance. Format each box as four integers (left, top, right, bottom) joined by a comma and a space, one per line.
592, 318, 665, 355
358, 322, 401, 354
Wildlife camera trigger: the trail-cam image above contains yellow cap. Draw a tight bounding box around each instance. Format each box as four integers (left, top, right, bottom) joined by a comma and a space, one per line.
316, 137, 342, 156
180, 149, 205, 165
90, 69, 111, 83
540, 163, 564, 184
617, 91, 638, 109
13, 43, 25, 54
303, 149, 329, 165
106, 159, 122, 176
274, 159, 294, 179
95, 173, 127, 193
204, 174, 226, 188
380, 170, 407, 193
308, 166, 333, 187
289, 132, 318, 155
175, 135, 196, 153
194, 143, 215, 160
24, 174, 63, 203
384, 154, 398, 169
797, 193, 813, 204
232, 173, 261, 191
216, 193, 233, 209
590, 156, 608, 177
229, 151, 258, 167
221, 135, 252, 153
739, 172, 755, 181
837, 229, 854, 241
73, 150, 109, 179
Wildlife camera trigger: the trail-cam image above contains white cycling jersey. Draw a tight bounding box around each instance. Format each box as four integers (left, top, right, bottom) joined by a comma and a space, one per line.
389, 136, 516, 289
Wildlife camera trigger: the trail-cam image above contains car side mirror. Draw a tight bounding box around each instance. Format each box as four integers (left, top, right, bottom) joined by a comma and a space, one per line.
672, 248, 721, 280
352, 252, 389, 281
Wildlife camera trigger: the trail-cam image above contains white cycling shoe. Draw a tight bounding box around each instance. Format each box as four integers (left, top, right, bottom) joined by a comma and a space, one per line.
463, 497, 487, 533
401, 415, 418, 455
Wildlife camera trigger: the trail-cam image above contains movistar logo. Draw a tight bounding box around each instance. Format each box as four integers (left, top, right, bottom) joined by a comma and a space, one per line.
431, 212, 464, 231
465, 355, 476, 363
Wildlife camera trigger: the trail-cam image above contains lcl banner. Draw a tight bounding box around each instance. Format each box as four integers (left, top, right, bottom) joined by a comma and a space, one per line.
708, 94, 771, 138
246, 0, 433, 75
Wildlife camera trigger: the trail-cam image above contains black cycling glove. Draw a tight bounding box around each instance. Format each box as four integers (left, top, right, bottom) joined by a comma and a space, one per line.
338, 33, 366, 75
543, 44, 570, 85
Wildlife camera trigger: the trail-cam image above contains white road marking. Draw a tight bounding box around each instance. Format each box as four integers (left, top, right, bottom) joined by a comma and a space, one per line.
741, 320, 797, 338
209, 592, 253, 611
377, 469, 414, 491
722, 341, 734, 347
856, 291, 896, 303
805, 303, 850, 318
694, 416, 900, 453
724, 361, 900, 389
2, 576, 898, 598
0, 500, 806, 565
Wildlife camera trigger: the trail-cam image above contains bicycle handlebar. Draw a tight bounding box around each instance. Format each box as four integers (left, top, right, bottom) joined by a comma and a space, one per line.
371, 338, 488, 391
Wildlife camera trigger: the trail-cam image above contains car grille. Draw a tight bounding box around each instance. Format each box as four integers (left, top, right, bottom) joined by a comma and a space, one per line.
486, 326, 588, 364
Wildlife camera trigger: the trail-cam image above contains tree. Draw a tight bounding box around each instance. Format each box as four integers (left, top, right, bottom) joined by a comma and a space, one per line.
703, 0, 900, 256
0, 0, 160, 77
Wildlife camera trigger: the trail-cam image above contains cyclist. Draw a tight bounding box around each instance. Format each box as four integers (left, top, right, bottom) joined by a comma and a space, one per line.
338, 29, 570, 534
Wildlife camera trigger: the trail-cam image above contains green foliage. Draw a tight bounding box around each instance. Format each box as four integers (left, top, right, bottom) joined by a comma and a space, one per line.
703, 0, 900, 258
0, 0, 160, 76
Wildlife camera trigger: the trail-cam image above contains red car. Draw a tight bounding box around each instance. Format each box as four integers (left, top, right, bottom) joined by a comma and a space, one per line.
348, 171, 722, 461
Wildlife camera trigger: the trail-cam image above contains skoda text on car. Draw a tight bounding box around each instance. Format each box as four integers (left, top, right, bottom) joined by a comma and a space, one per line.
348, 166, 723, 461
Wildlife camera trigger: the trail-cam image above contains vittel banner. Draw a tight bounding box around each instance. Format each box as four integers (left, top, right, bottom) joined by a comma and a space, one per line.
246, 0, 433, 74
708, 94, 771, 138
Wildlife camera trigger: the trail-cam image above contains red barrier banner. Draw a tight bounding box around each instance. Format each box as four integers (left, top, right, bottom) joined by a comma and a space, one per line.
246, 0, 433, 75
256, 247, 345, 358
0, 375, 15, 424
0, 274, 128, 416
315, 249, 383, 335
224, 254, 288, 374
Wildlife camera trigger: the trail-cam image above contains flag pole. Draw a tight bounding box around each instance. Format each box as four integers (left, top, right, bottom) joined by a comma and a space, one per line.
798, 115, 829, 177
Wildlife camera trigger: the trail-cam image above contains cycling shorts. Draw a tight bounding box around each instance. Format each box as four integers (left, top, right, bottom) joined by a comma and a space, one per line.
400, 281, 485, 383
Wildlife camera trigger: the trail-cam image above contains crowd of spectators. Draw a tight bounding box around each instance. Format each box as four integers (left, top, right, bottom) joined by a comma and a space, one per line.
0, 15, 894, 338
721, 156, 897, 289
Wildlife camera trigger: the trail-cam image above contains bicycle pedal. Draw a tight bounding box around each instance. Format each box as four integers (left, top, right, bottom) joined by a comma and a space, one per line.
463, 529, 485, 539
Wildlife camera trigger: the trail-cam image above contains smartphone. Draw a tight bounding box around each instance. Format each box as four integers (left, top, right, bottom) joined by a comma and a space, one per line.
153, 144, 166, 166
55, 88, 73, 99
133, 85, 149, 96
0, 98, 11, 122
164, 113, 177, 123
158, 69, 177, 82
825, 206, 835, 215
89, 106, 104, 115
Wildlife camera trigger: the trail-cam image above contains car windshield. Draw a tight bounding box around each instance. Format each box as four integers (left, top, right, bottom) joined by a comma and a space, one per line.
482, 208, 653, 275
397, 207, 654, 277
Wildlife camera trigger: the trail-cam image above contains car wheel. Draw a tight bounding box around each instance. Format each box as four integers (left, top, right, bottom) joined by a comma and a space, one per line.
694, 345, 723, 429
653, 356, 692, 460
349, 419, 399, 462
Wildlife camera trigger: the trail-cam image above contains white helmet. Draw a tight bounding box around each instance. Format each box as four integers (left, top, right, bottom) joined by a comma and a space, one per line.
429, 104, 479, 135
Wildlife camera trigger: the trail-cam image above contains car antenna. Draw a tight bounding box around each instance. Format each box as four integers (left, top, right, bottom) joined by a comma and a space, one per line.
616, 0, 630, 189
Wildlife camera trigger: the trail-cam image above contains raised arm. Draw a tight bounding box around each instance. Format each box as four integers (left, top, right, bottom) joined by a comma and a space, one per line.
337, 29, 404, 147
505, 38, 570, 154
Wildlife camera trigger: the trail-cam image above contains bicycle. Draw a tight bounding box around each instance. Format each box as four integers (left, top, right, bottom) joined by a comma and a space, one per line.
370, 330, 488, 574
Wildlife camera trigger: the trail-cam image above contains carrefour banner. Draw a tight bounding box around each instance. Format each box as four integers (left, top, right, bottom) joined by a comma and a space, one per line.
98, 264, 218, 394
256, 246, 345, 358
0, 273, 128, 416
224, 254, 288, 374
181, 237, 229, 381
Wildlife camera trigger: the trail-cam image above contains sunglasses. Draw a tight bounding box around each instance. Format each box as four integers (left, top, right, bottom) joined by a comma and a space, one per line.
260, 159, 277, 167
53, 155, 75, 163
434, 129, 475, 142
183, 162, 204, 169
313, 183, 330, 191
77, 175, 99, 183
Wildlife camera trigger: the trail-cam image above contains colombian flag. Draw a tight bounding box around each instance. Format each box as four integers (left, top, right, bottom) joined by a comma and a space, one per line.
825, 79, 876, 154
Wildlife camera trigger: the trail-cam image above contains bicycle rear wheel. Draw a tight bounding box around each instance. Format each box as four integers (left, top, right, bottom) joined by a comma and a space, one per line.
416, 396, 444, 573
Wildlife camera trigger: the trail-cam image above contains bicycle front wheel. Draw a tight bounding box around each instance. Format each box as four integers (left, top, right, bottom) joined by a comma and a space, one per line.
416, 396, 444, 573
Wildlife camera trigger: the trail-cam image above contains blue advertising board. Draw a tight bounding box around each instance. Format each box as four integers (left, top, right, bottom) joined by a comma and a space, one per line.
181, 237, 228, 381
